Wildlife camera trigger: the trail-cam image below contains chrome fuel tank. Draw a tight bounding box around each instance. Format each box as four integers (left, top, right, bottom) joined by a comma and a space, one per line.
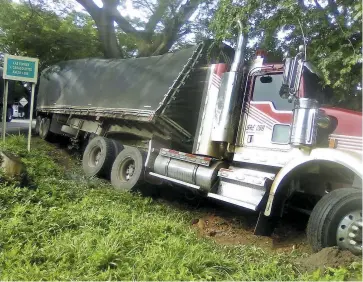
153, 154, 227, 191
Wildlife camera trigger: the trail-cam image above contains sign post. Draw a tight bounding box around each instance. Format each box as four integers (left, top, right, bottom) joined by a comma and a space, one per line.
2, 80, 9, 142
2, 54, 39, 151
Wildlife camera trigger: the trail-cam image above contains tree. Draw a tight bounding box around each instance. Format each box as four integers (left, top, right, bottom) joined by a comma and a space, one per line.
210, 0, 362, 110
74, 0, 207, 58
0, 0, 103, 69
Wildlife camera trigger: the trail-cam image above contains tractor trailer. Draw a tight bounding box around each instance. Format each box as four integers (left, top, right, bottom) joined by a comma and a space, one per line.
36, 23, 362, 254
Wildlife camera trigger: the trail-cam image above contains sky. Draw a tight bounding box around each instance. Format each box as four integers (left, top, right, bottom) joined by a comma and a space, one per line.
12, 0, 145, 20
84, 0, 145, 19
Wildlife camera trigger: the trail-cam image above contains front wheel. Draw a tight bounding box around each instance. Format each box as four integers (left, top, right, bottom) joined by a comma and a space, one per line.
307, 188, 362, 255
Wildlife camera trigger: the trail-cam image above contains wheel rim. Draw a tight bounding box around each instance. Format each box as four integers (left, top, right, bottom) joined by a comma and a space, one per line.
89, 146, 102, 167
118, 156, 135, 182
336, 210, 362, 254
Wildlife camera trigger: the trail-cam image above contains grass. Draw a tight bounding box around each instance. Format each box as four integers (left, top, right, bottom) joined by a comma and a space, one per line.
0, 136, 361, 280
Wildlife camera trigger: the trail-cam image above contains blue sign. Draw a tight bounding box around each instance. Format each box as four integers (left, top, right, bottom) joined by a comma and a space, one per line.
3, 54, 39, 83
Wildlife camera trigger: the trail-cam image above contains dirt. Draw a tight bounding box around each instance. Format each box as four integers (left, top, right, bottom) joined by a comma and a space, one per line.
296, 246, 361, 273
33, 137, 81, 171
190, 211, 311, 254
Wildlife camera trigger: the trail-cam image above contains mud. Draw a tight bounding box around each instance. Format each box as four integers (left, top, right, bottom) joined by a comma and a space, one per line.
191, 210, 311, 254
296, 246, 360, 273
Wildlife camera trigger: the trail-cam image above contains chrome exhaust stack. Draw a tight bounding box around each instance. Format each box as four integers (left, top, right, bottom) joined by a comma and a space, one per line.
230, 20, 246, 73
211, 20, 247, 144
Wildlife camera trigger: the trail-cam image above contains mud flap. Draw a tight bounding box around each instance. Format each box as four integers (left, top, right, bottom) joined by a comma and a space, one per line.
254, 212, 278, 236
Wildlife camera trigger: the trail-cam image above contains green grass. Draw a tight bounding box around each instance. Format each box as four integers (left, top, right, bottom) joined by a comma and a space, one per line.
0, 136, 361, 280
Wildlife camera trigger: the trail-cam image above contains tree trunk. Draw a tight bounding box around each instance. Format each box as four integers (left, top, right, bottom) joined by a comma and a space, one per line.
95, 10, 122, 58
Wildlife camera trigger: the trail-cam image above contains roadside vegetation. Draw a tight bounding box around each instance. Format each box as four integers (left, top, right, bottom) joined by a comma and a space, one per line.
0, 136, 361, 280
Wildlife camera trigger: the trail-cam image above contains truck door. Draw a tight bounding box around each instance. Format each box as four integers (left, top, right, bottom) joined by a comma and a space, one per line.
244, 73, 293, 150
234, 72, 297, 166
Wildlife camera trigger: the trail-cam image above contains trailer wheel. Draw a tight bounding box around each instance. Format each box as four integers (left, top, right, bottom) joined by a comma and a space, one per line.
111, 146, 145, 192
307, 188, 362, 255
39, 117, 53, 140
35, 116, 42, 135
82, 137, 120, 178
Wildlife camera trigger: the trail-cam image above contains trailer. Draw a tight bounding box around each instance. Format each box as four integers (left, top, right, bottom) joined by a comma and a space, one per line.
36, 24, 362, 255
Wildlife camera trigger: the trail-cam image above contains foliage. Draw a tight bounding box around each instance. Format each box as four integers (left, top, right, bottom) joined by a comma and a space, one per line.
0, 136, 361, 280
65, 0, 212, 58
211, 0, 362, 110
0, 0, 103, 69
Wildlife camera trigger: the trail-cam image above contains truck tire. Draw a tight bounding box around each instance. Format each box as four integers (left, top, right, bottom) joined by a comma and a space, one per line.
82, 137, 120, 178
34, 116, 42, 135
307, 188, 362, 255
39, 117, 53, 140
111, 146, 145, 192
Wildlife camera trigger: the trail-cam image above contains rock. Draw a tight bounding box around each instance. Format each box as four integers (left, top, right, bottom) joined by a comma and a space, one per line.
0, 151, 24, 179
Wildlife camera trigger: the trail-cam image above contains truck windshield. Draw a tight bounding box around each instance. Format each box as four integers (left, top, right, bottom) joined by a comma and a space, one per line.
253, 74, 294, 111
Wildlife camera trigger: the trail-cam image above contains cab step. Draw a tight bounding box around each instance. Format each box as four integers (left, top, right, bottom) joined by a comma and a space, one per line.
208, 167, 276, 211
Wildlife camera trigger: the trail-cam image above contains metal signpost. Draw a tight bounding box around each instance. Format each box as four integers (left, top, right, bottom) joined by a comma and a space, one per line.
2, 54, 39, 151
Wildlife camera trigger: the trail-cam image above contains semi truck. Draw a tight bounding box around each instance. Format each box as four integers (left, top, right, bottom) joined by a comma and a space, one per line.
35, 23, 362, 255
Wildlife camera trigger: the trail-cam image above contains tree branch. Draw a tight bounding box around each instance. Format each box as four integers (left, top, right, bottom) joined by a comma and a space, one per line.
145, 0, 168, 34
175, 0, 202, 26
152, 0, 202, 55
101, 0, 144, 38
75, 0, 101, 20
133, 0, 155, 14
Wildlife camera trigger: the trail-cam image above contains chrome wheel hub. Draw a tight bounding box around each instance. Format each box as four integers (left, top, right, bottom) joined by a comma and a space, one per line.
94, 151, 101, 165
125, 163, 135, 180
89, 146, 102, 167
337, 210, 362, 255
119, 157, 135, 182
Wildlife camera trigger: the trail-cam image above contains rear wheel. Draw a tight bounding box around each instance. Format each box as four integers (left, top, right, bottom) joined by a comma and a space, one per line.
82, 137, 122, 178
111, 146, 145, 192
34, 116, 42, 135
39, 117, 53, 140
307, 188, 362, 255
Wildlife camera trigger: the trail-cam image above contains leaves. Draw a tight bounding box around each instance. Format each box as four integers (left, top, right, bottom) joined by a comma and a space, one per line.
0, 0, 103, 69
211, 0, 362, 110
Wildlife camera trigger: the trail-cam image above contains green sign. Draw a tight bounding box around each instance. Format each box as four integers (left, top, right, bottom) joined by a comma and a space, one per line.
3, 54, 39, 83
